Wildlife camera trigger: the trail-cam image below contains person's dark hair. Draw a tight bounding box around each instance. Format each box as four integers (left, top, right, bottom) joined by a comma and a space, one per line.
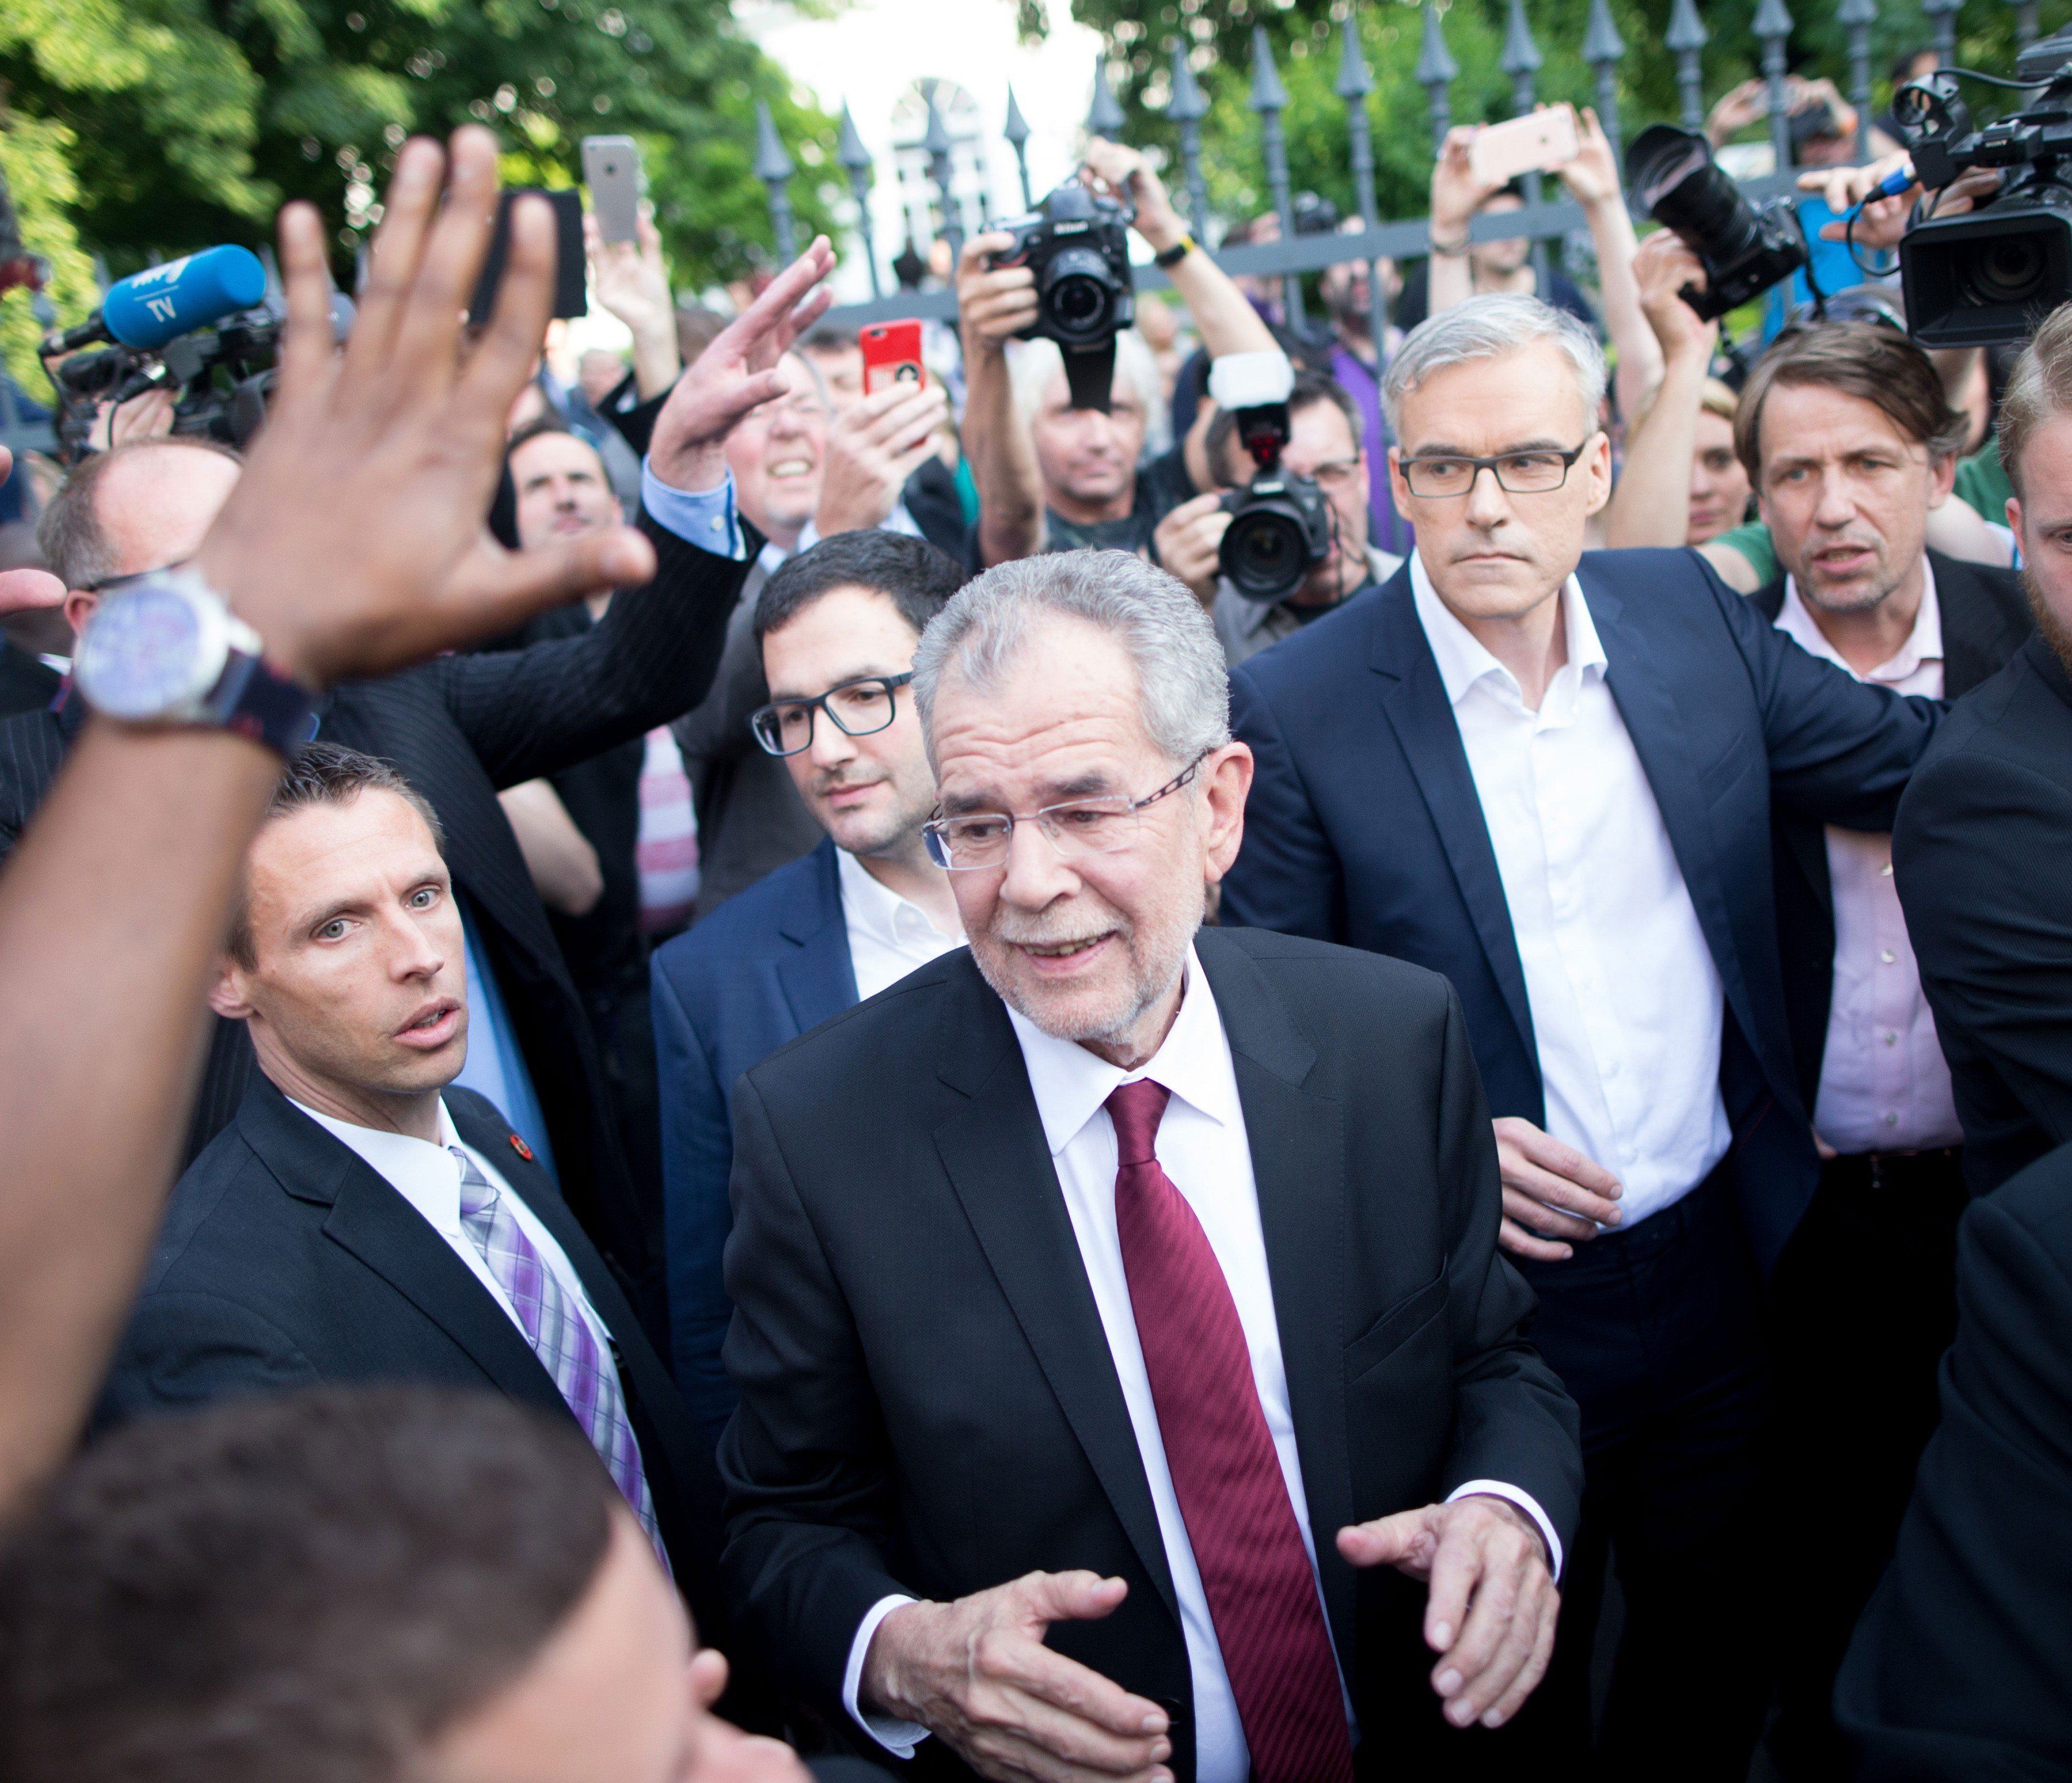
1996, 300, 2072, 499
1734, 320, 1970, 480
225, 743, 445, 968
800, 323, 860, 356
1204, 369, 1364, 486
754, 529, 969, 646
0, 1386, 618, 1783
35, 437, 243, 591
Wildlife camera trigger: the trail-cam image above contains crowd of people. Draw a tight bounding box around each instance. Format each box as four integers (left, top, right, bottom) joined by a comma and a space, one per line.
0, 70, 2068, 1783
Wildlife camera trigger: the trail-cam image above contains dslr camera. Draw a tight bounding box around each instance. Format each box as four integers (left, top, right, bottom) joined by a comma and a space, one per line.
1895, 27, 2072, 346
1625, 124, 1810, 321
988, 181, 1134, 411
1211, 353, 1333, 604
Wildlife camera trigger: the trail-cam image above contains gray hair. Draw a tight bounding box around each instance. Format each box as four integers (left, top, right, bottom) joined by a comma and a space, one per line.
1380, 293, 1608, 436
912, 551, 1230, 771
1009, 329, 1165, 437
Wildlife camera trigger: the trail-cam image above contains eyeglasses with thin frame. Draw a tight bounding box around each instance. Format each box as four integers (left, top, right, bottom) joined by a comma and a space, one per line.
79, 558, 192, 595
750, 672, 913, 757
923, 751, 1210, 872
1399, 437, 1598, 499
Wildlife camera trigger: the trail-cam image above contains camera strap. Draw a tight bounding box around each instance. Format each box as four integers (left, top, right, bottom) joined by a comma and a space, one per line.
1061, 341, 1117, 414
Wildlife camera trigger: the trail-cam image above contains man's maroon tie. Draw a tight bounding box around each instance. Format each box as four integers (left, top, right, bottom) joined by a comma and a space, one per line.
1105, 1078, 1354, 1783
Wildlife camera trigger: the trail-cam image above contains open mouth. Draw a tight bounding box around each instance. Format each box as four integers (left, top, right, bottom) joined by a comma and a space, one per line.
1012, 933, 1115, 974
767, 457, 815, 479
396, 999, 462, 1049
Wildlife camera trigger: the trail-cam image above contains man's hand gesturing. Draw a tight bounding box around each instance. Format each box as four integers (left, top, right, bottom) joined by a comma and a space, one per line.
1338, 1496, 1558, 1731
815, 380, 950, 538
862, 1571, 1174, 1783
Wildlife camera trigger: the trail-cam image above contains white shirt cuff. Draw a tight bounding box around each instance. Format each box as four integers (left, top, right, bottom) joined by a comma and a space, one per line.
638, 459, 745, 560
842, 1593, 931, 1756
1447, 1481, 1564, 1582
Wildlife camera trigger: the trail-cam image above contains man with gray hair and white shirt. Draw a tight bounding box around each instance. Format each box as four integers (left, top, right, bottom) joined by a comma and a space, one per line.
1221, 291, 1946, 1777
717, 548, 1584, 1782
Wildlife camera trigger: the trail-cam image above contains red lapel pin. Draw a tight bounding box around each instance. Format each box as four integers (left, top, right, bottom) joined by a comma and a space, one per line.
510, 1134, 534, 1162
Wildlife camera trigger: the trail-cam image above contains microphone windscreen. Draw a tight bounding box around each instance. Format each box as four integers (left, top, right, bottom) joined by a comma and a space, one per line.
102, 246, 268, 351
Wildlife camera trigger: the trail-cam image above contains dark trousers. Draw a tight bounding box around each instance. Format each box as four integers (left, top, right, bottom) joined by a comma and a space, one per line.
1762, 1147, 1967, 1782
1508, 1174, 1772, 1780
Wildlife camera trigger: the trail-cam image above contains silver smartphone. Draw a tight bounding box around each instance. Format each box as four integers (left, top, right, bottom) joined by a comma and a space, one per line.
581, 135, 644, 244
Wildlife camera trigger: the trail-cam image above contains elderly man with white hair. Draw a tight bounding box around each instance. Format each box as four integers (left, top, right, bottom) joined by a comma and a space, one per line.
717, 547, 1584, 1783
1219, 292, 1947, 1778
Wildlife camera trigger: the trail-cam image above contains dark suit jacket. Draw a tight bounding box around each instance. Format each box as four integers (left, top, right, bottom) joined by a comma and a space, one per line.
93, 1075, 761, 1717
718, 929, 1582, 1778
1895, 634, 2072, 1196
0, 639, 58, 720
651, 836, 857, 1437
1222, 548, 1941, 1273
1834, 1139, 2072, 1779
0, 510, 751, 1286
1751, 551, 2031, 1113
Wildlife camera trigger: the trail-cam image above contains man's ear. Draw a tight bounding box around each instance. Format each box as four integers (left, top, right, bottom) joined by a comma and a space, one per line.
62, 589, 98, 642
208, 955, 256, 1023
1201, 742, 1255, 885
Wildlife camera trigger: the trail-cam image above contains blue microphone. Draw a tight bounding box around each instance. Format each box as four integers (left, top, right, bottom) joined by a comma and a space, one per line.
53, 246, 268, 354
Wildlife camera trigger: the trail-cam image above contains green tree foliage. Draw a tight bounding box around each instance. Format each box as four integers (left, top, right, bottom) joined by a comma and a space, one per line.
0, 114, 102, 395
1054, 0, 2072, 230
0, 0, 839, 312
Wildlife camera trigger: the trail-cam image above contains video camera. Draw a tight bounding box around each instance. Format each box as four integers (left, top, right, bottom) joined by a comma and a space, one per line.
1210, 353, 1333, 604
987, 181, 1134, 412
1625, 124, 1810, 322
1895, 28, 2072, 346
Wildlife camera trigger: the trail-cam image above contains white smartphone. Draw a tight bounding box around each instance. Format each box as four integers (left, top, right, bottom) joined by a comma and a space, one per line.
581, 135, 644, 244
1469, 105, 1581, 188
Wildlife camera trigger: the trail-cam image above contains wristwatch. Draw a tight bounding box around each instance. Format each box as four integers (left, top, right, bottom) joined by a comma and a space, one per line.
73, 567, 317, 759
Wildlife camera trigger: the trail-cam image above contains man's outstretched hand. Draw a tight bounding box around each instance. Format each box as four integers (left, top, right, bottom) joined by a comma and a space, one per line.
862, 1571, 1173, 1783
1339, 1496, 1557, 1731
193, 126, 657, 690
0, 446, 66, 619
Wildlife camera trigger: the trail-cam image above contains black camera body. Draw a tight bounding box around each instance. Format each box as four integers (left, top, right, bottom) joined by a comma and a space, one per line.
1625, 124, 1810, 322
989, 182, 1134, 411
1897, 30, 2072, 346
1217, 403, 1333, 604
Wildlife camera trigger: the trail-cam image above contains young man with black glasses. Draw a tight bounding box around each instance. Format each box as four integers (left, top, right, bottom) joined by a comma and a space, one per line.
649, 530, 967, 1438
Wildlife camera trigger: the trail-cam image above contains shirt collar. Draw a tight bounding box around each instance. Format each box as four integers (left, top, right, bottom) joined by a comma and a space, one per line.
1778, 556, 1942, 685
836, 847, 957, 951
1409, 549, 1606, 707
1003, 944, 1241, 1157
289, 1095, 469, 1234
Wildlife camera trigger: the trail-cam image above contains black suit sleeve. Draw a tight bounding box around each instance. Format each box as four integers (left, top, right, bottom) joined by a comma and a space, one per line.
96, 1291, 321, 1427
1895, 749, 2072, 1152
1430, 987, 1584, 1554
431, 508, 754, 790
1705, 554, 1941, 828
717, 1073, 912, 1721
1221, 664, 1346, 940
1836, 1184, 2072, 1779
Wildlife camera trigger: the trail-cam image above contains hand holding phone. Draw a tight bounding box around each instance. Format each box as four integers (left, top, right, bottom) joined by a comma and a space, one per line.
581, 135, 644, 245
860, 321, 927, 396
1469, 105, 1582, 190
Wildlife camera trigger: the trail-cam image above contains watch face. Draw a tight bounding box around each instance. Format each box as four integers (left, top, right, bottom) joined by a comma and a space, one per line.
75, 583, 214, 720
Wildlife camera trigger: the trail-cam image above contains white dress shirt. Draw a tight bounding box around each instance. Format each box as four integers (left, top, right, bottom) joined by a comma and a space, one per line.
1774, 569, 1964, 1153
840, 950, 1559, 1779
1410, 554, 1732, 1228
289, 1096, 613, 1356
835, 846, 963, 999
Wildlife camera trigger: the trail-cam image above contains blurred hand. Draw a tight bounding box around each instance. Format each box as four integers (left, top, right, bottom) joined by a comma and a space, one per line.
681, 1650, 813, 1783
1152, 490, 1231, 607
957, 233, 1040, 358
862, 1571, 1173, 1783
189, 127, 657, 690
815, 380, 950, 538
1802, 155, 2003, 252
1082, 137, 1186, 256
1338, 1496, 1557, 1731
1706, 77, 1769, 146
1492, 1116, 1623, 1261
1632, 231, 1718, 361
585, 203, 675, 343
646, 235, 836, 492
1431, 126, 1505, 239
0, 446, 63, 617
1552, 105, 1619, 207
89, 384, 178, 454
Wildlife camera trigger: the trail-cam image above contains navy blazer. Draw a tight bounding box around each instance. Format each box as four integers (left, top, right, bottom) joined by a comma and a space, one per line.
651, 836, 857, 1438
1222, 548, 1942, 1271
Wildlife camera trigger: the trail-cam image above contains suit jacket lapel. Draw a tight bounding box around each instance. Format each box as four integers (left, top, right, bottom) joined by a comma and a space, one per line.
776, 839, 862, 1027
1193, 933, 1360, 1680
1368, 583, 1538, 1071
238, 1080, 570, 1421
929, 965, 1180, 1624
1934, 552, 2029, 699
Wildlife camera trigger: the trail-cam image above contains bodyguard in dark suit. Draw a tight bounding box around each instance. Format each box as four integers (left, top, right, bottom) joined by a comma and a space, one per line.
0, 636, 58, 718
652, 532, 967, 1432
723, 552, 1581, 1783
1219, 297, 1940, 1777
94, 745, 758, 1715
1834, 1139, 2072, 1780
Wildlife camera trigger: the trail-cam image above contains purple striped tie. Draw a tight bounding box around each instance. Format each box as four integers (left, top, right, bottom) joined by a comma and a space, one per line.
1106, 1078, 1354, 1783
451, 1145, 667, 1569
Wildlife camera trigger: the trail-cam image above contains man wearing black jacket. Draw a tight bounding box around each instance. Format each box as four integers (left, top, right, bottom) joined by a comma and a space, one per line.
0, 245, 834, 1288
1731, 322, 2033, 1780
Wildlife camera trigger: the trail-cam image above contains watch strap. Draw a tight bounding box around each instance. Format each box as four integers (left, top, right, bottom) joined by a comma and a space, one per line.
206, 652, 319, 760
1153, 234, 1196, 270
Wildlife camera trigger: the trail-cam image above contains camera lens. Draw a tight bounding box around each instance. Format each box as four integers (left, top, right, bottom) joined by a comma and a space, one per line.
1040, 245, 1118, 341
1965, 232, 2051, 306
1052, 274, 1107, 330
1626, 124, 1762, 268
1222, 507, 1309, 601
